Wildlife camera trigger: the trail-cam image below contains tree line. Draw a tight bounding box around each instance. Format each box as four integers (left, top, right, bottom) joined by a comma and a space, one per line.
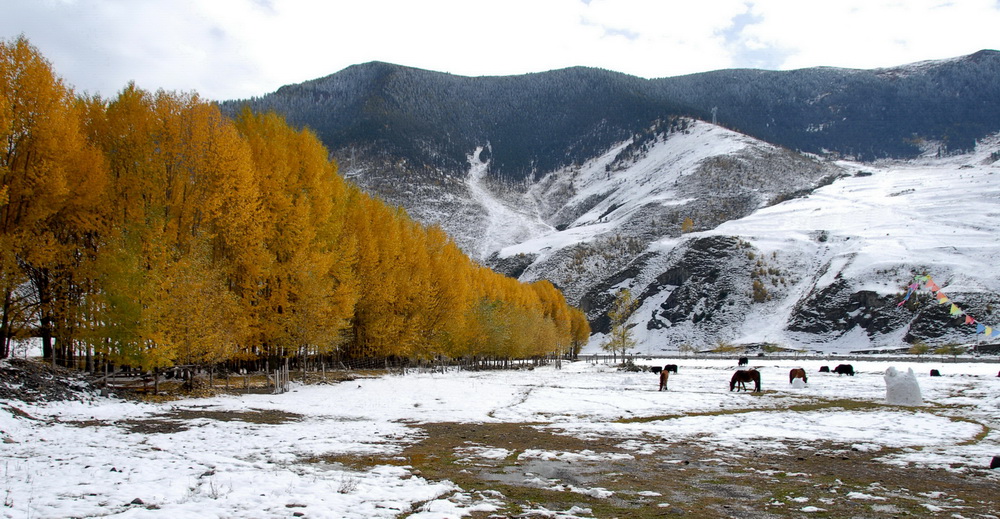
0, 36, 590, 372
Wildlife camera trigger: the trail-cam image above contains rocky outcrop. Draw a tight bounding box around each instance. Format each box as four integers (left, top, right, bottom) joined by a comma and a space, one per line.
645, 236, 754, 329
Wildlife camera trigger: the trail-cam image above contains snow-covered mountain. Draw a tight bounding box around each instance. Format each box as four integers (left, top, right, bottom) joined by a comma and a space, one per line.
423, 120, 1000, 354
225, 51, 1000, 352
485, 119, 837, 297
512, 127, 1000, 354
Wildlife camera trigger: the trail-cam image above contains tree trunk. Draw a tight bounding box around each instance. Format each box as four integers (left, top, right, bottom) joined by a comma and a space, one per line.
0, 287, 12, 359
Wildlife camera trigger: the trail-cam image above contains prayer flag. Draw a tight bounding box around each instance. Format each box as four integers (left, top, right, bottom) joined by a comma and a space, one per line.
926, 281, 940, 292
936, 292, 949, 304
977, 323, 987, 334
950, 304, 963, 316
965, 315, 976, 325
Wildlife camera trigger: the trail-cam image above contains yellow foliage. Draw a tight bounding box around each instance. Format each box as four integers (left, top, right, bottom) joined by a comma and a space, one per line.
0, 36, 589, 368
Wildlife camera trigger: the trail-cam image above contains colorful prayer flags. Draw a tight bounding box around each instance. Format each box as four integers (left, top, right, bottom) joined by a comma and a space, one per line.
899, 274, 997, 339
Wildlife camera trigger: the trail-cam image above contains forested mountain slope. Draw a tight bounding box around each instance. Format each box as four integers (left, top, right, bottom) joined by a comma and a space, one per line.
226, 49, 1000, 176
225, 63, 689, 182
654, 50, 1000, 160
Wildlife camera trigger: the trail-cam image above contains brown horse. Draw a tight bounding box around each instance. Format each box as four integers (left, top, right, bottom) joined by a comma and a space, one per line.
789, 368, 807, 384
659, 369, 669, 391
730, 369, 760, 392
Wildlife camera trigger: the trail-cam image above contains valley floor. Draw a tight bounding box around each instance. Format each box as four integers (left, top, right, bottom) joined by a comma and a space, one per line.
2, 358, 999, 518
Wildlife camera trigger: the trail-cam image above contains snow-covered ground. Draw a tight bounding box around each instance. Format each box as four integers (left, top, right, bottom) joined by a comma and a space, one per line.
3, 358, 998, 518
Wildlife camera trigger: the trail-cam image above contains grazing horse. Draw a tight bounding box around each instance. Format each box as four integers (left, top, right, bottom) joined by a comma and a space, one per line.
730, 369, 761, 392
659, 370, 669, 391
789, 368, 808, 384
650, 366, 662, 374
665, 364, 678, 373
738, 356, 749, 366
819, 366, 830, 373
833, 364, 855, 376
930, 369, 941, 377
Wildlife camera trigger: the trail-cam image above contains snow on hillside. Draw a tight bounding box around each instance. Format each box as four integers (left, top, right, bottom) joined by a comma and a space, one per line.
617, 135, 1000, 355
714, 140, 1000, 343
466, 147, 554, 260
465, 118, 999, 355
497, 121, 758, 264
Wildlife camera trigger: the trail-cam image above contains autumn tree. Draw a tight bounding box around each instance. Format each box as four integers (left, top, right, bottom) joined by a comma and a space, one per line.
681, 217, 695, 233
908, 340, 931, 357
0, 36, 106, 363
1, 37, 589, 372
568, 308, 591, 358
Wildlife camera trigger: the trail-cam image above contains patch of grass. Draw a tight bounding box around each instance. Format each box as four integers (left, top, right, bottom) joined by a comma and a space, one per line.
349, 418, 1000, 518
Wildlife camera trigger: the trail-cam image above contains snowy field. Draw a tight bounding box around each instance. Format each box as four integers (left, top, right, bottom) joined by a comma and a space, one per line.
2, 357, 999, 518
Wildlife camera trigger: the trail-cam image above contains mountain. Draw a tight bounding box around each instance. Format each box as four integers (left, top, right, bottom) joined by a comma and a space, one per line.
222, 51, 1000, 352
653, 50, 1000, 160
539, 130, 1000, 354
225, 62, 689, 182
225, 50, 1000, 175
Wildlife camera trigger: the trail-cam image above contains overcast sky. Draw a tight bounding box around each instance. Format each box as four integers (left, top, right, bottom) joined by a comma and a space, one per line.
3, 0, 999, 101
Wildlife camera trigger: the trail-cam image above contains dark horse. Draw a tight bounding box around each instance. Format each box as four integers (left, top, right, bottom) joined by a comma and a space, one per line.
833, 364, 855, 376
730, 369, 761, 392
738, 357, 749, 366
789, 368, 807, 384
665, 364, 678, 373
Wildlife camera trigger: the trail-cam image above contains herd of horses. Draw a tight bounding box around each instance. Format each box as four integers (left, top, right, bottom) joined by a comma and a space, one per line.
650, 359, 996, 392
652, 359, 860, 393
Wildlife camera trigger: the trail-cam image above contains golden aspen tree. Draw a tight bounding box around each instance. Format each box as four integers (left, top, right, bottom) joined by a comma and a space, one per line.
96, 83, 160, 226
196, 114, 265, 368
568, 307, 591, 357
85, 85, 174, 367
235, 110, 360, 362
1, 39, 592, 369
530, 280, 572, 354
0, 36, 107, 363
385, 220, 427, 357
413, 226, 473, 359
89, 86, 262, 369
156, 247, 246, 371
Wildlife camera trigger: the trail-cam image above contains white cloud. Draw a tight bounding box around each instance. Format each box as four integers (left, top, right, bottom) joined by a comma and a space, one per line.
1, 0, 997, 100
741, 0, 1000, 70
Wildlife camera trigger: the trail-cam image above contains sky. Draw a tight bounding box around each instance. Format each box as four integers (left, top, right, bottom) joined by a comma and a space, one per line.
2, 0, 999, 101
